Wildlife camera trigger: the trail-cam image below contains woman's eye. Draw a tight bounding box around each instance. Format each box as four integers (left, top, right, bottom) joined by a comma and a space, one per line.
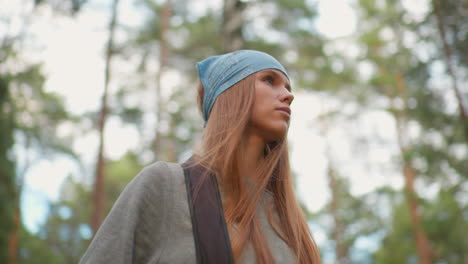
264, 76, 274, 84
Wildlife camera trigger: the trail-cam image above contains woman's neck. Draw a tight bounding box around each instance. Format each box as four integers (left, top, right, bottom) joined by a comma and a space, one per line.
239, 134, 265, 179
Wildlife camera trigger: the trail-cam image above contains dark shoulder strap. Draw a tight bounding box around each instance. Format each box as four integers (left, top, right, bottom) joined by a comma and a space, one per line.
182, 159, 234, 264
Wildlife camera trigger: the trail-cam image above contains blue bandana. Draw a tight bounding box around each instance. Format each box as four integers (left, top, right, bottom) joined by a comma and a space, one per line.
196, 50, 289, 125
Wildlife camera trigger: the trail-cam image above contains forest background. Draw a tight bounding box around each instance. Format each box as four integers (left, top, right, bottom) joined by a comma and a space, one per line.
1, 0, 467, 263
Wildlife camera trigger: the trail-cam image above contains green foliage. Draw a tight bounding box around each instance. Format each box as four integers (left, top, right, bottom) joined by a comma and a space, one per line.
245, 0, 340, 92
373, 201, 418, 264
314, 167, 382, 263
269, 0, 316, 31
0, 74, 16, 264
133, 0, 162, 48
19, 226, 63, 264
373, 187, 468, 264
21, 153, 146, 263
434, 0, 468, 67
20, 175, 92, 264
0, 5, 77, 260
11, 64, 75, 159
34, 0, 88, 15
104, 152, 145, 214
338, 0, 468, 262
424, 188, 468, 263
173, 13, 224, 63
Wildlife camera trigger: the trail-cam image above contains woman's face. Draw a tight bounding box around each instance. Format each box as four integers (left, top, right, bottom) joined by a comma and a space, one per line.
248, 69, 294, 143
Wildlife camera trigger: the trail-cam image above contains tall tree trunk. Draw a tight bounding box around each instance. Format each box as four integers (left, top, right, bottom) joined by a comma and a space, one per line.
432, 0, 468, 140
327, 165, 348, 264
166, 117, 177, 162
0, 78, 16, 264
7, 205, 19, 264
7, 168, 26, 264
2, 7, 31, 264
91, 0, 120, 235
393, 72, 433, 264
319, 116, 350, 264
222, 0, 245, 52
153, 0, 171, 160
7, 133, 33, 264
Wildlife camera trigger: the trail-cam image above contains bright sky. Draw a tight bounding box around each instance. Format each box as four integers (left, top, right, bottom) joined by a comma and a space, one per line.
9, 0, 411, 236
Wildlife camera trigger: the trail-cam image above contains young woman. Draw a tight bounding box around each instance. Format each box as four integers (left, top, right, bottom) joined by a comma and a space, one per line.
80, 50, 321, 264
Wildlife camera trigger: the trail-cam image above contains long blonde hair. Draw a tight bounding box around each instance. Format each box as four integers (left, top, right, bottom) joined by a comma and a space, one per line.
193, 73, 321, 264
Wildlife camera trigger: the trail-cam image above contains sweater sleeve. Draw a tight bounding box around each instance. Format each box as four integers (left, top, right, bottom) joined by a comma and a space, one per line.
79, 161, 174, 264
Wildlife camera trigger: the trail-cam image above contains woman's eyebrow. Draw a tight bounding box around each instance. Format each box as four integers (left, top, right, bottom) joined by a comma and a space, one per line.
263, 70, 291, 91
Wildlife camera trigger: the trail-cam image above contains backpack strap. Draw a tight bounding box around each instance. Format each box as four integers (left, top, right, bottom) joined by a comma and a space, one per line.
182, 159, 234, 264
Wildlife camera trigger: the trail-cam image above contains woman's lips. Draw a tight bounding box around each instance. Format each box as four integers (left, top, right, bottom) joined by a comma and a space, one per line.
276, 107, 291, 116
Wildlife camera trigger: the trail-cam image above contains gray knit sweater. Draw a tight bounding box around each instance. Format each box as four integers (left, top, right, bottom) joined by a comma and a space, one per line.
79, 161, 295, 264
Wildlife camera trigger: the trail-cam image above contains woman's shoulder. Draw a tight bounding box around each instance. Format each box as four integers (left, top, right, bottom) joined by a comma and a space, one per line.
139, 160, 183, 178
79, 161, 189, 264
127, 161, 185, 197
118, 161, 184, 204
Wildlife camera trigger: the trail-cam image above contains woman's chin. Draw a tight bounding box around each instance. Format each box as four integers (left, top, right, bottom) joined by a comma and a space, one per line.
264, 126, 289, 142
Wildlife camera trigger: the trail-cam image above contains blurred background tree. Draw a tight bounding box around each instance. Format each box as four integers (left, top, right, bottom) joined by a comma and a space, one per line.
0, 0, 80, 262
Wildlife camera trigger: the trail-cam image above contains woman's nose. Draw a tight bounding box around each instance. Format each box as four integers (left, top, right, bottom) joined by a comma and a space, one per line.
280, 89, 294, 105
